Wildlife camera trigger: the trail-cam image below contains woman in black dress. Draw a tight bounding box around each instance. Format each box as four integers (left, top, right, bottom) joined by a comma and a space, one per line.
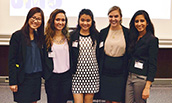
70, 9, 100, 103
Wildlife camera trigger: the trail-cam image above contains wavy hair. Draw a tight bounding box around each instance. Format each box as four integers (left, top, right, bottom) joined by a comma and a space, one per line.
45, 9, 69, 50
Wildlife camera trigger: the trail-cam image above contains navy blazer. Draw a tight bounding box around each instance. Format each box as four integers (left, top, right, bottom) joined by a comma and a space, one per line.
42, 36, 72, 80
8, 30, 43, 85
128, 31, 159, 82
99, 25, 129, 75
69, 30, 99, 74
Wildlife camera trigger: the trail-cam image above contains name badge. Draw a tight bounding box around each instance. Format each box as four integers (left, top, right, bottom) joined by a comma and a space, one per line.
99, 41, 104, 48
72, 41, 78, 47
48, 52, 55, 58
134, 60, 143, 69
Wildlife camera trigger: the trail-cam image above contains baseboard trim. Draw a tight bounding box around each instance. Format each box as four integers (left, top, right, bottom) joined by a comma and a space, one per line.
1, 76, 172, 86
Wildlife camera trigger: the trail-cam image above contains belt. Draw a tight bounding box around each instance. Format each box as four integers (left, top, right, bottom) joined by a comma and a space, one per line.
129, 72, 147, 80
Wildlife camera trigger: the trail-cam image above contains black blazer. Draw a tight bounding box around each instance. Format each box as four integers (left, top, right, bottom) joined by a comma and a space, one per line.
128, 31, 159, 82
99, 25, 129, 75
42, 36, 72, 80
8, 30, 43, 85
69, 30, 99, 74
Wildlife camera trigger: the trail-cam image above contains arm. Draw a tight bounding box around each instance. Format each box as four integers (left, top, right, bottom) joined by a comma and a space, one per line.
142, 80, 152, 99
8, 31, 20, 87
10, 85, 18, 92
142, 37, 159, 99
146, 37, 159, 82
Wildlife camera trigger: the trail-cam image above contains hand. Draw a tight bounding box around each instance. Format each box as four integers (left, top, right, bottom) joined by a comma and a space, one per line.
142, 87, 150, 100
10, 85, 18, 92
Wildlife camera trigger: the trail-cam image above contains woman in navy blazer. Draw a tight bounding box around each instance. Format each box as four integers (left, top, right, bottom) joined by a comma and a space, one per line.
8, 7, 44, 103
125, 10, 159, 103
43, 9, 72, 103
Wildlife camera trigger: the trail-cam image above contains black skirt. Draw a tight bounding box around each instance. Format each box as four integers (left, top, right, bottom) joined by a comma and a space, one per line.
100, 55, 127, 102
13, 72, 42, 102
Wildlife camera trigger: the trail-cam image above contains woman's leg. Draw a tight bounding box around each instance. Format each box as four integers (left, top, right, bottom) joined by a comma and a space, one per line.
125, 76, 134, 103
106, 101, 112, 103
59, 72, 72, 103
84, 93, 94, 103
45, 74, 60, 103
134, 78, 147, 103
73, 93, 84, 103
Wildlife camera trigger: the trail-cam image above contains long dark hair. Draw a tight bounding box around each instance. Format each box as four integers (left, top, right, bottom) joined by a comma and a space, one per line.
128, 10, 154, 54
21, 7, 44, 48
45, 9, 69, 50
76, 9, 99, 46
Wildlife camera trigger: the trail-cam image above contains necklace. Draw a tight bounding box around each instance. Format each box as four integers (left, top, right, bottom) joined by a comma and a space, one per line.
112, 35, 115, 39
53, 37, 66, 44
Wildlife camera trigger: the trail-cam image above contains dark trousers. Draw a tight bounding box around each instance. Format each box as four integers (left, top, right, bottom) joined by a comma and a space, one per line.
45, 71, 72, 103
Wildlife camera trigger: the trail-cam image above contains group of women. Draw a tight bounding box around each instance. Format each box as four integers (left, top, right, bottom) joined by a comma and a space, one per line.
8, 5, 159, 103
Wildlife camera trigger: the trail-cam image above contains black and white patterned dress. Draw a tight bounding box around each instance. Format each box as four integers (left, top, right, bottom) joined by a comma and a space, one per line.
72, 35, 99, 94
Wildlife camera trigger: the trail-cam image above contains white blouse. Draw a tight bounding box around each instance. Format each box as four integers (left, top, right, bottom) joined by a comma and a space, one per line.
51, 40, 70, 73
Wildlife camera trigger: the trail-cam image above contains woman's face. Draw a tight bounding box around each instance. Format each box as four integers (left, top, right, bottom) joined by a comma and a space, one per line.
79, 14, 92, 32
54, 13, 66, 31
108, 10, 122, 28
28, 12, 42, 30
134, 14, 147, 35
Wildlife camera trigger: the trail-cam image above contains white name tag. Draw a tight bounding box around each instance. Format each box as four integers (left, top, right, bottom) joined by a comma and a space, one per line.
72, 41, 78, 47
48, 52, 55, 58
99, 41, 104, 48
134, 60, 143, 69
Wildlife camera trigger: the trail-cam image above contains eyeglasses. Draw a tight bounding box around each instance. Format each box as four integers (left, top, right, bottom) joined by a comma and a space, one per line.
31, 16, 42, 22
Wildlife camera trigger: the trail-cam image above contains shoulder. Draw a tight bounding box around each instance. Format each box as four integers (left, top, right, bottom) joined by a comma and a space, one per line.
150, 35, 159, 44
121, 25, 128, 29
70, 29, 79, 35
121, 25, 129, 33
144, 32, 159, 45
10, 30, 23, 41
99, 26, 110, 39
100, 26, 110, 33
147, 31, 159, 41
12, 30, 22, 37
69, 30, 80, 40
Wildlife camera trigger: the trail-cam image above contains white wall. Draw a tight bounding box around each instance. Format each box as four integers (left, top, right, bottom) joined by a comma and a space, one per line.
0, 0, 172, 47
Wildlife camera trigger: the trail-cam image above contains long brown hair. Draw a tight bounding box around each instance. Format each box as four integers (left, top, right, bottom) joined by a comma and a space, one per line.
45, 9, 69, 50
21, 7, 44, 48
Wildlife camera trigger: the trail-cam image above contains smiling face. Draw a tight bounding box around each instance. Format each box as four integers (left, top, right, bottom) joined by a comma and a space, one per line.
108, 10, 122, 29
28, 12, 42, 30
79, 14, 92, 32
134, 14, 148, 35
54, 13, 66, 31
